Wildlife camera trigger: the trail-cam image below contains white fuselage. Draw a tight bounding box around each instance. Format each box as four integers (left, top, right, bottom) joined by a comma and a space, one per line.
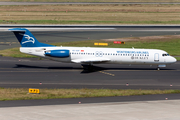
20, 46, 177, 66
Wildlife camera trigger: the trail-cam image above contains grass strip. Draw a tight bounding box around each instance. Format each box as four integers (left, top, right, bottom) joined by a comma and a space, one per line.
2, 0, 180, 2
0, 88, 180, 101
1, 4, 180, 25
10, 20, 180, 24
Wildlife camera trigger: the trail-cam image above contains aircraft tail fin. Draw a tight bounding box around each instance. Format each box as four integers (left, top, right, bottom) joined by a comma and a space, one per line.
9, 28, 54, 47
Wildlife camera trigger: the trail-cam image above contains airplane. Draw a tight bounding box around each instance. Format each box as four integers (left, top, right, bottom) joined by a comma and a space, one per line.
9, 28, 176, 70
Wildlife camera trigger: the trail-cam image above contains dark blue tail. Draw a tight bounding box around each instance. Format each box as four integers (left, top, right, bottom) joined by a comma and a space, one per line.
9, 28, 54, 47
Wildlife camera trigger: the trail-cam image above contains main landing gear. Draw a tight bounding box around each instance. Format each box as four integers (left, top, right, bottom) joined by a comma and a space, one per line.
81, 64, 94, 70
157, 67, 160, 71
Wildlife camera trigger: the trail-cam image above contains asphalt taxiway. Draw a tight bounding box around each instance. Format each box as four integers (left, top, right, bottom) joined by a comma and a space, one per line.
0, 56, 179, 90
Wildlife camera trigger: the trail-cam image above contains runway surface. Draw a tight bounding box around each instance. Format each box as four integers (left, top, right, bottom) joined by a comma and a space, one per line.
0, 56, 179, 90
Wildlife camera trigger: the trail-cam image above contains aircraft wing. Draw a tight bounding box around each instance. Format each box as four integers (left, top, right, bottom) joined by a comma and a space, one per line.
71, 58, 111, 64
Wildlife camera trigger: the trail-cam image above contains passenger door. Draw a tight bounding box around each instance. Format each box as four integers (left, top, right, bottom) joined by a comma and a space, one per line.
154, 53, 159, 62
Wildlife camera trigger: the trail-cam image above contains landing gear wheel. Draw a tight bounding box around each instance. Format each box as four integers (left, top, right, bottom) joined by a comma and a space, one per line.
157, 67, 160, 71
81, 64, 94, 70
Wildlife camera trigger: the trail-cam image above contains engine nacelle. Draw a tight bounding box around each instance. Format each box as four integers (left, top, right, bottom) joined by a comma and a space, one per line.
45, 50, 69, 58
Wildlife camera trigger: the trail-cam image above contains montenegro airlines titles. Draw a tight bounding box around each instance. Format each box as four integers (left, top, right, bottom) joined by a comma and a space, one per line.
9, 28, 176, 70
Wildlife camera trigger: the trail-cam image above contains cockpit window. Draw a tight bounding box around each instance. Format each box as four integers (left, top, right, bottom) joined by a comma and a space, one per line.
162, 54, 170, 56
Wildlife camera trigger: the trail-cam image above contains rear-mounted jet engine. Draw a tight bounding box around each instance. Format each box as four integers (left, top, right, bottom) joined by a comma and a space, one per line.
45, 50, 69, 58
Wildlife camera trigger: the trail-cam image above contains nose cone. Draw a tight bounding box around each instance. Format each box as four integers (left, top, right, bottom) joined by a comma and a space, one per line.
165, 56, 176, 64
173, 57, 177, 63
169, 57, 177, 63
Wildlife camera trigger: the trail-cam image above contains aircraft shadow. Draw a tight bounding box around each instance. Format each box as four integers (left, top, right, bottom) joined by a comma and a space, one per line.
14, 64, 78, 70
14, 64, 101, 73
14, 64, 175, 74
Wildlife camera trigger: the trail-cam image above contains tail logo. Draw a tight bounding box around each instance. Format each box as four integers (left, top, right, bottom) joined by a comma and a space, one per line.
20, 33, 35, 44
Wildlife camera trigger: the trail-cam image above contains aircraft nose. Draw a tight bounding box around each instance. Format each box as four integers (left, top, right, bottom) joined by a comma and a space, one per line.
173, 57, 177, 63
165, 56, 176, 63
170, 57, 177, 63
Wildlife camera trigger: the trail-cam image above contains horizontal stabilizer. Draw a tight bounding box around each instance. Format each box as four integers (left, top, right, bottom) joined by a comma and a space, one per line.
9, 28, 27, 32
